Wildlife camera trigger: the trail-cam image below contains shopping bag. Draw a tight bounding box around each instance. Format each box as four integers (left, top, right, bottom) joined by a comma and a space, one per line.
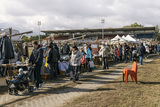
45, 57, 48, 67
21, 56, 25, 62
89, 60, 94, 68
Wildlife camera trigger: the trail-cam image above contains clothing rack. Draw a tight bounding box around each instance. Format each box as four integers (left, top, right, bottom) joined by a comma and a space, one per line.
8, 28, 33, 64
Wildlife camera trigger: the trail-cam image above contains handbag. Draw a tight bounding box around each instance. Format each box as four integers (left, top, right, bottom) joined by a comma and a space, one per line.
89, 60, 94, 68
81, 55, 86, 64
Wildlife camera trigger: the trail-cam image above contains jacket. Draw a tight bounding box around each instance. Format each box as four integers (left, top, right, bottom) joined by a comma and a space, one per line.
29, 45, 43, 66
137, 43, 146, 56
129, 46, 134, 52
70, 50, 82, 66
118, 45, 122, 56
29, 48, 36, 64
99, 45, 110, 57
145, 45, 149, 53
0, 35, 14, 59
124, 44, 130, 54
50, 42, 60, 60
61, 43, 70, 55
23, 45, 29, 57
47, 48, 58, 63
85, 48, 92, 59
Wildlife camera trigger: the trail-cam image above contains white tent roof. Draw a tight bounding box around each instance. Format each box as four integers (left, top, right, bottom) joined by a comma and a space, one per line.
111, 35, 127, 44
122, 35, 126, 39
125, 35, 141, 44
111, 35, 121, 41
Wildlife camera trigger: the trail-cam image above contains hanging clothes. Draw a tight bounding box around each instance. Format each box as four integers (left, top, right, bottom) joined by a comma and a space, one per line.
23, 45, 29, 57
15, 43, 23, 60
0, 35, 15, 59
0, 38, 2, 59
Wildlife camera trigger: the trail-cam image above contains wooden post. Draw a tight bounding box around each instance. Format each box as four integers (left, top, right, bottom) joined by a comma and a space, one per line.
73, 34, 75, 39
96, 36, 99, 52
9, 28, 12, 64
82, 35, 84, 41
26, 42, 29, 58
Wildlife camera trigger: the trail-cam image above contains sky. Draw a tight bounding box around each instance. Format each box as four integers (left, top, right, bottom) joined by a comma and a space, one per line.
0, 0, 160, 35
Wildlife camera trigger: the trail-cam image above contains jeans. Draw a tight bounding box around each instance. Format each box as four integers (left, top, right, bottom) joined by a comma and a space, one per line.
139, 56, 143, 65
70, 66, 80, 80
86, 58, 92, 72
80, 64, 87, 72
34, 65, 43, 88
120, 54, 122, 61
48, 63, 58, 79
102, 57, 109, 69
124, 53, 128, 63
9, 79, 20, 84
129, 52, 132, 61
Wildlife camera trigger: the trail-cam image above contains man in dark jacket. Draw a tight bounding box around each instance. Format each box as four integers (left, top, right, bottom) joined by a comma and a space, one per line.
118, 43, 122, 61
129, 45, 134, 62
137, 43, 146, 65
123, 43, 130, 63
47, 45, 58, 79
61, 42, 70, 55
29, 41, 44, 90
50, 42, 60, 60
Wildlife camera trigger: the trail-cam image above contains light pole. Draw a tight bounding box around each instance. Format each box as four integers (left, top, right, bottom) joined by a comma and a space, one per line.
101, 19, 105, 40
38, 21, 41, 44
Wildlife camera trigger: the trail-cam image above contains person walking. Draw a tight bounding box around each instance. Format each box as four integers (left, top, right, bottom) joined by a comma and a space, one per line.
84, 45, 92, 72
118, 43, 122, 61
29, 41, 44, 90
80, 49, 87, 73
123, 43, 130, 63
145, 44, 149, 58
99, 42, 110, 69
113, 45, 118, 62
70, 45, 82, 81
61, 42, 70, 55
137, 43, 146, 65
47, 45, 58, 80
129, 44, 134, 62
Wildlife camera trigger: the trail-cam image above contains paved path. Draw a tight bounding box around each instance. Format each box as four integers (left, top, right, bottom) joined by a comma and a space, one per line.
0, 55, 159, 107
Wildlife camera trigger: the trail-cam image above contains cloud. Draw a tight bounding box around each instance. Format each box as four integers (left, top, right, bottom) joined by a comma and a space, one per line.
0, 0, 160, 35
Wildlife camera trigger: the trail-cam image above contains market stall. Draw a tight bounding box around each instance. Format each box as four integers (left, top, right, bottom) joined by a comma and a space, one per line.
0, 28, 33, 77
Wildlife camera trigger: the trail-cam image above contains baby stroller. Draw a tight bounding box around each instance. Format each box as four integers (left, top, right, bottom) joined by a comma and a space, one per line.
132, 50, 139, 62
6, 69, 34, 95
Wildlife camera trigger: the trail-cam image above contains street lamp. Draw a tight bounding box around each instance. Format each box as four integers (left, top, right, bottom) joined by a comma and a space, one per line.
38, 21, 41, 44
101, 19, 105, 40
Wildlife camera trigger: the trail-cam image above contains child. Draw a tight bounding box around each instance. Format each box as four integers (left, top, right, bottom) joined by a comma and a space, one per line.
9, 68, 25, 84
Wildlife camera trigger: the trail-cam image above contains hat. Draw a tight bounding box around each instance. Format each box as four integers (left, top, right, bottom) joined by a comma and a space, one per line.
19, 68, 23, 73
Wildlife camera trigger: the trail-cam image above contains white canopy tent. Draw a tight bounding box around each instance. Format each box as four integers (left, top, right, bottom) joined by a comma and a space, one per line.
125, 35, 141, 44
122, 35, 126, 40
111, 35, 127, 44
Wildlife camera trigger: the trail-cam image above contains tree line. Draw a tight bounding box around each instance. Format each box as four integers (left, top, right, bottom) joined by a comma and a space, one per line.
21, 35, 48, 42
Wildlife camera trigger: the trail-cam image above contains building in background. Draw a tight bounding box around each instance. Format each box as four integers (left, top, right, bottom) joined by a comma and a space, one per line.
41, 26, 159, 42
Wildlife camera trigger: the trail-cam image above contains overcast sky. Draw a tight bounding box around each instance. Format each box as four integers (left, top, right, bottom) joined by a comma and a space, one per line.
0, 0, 159, 35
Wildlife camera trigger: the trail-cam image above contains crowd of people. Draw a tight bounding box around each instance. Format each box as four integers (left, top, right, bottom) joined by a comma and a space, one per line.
29, 40, 160, 90
1, 39, 159, 90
